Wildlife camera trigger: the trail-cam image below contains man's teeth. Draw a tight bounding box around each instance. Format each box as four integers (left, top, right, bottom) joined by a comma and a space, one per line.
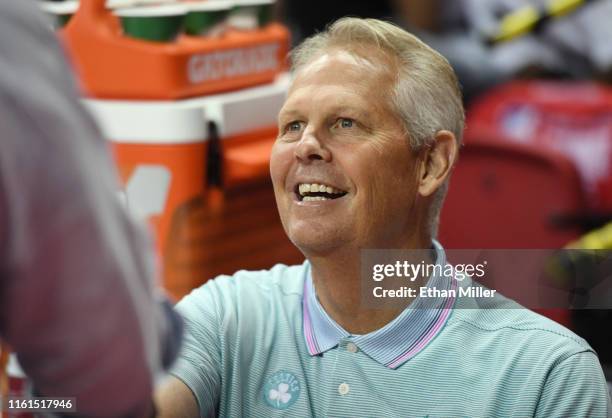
302, 196, 330, 201
298, 183, 345, 195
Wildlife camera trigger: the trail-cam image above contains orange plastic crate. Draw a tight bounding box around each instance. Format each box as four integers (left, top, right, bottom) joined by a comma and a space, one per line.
61, 0, 290, 99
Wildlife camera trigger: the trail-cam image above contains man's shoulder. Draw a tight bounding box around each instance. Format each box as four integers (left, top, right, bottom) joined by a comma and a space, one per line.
448, 288, 593, 357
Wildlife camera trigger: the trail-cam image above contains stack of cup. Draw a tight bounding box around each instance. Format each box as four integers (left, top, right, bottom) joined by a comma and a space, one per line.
112, 0, 252, 42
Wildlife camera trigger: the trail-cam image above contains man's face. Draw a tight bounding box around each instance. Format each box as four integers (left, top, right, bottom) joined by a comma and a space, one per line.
270, 49, 424, 256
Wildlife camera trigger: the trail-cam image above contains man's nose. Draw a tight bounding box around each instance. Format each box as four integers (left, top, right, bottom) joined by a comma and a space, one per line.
294, 127, 331, 163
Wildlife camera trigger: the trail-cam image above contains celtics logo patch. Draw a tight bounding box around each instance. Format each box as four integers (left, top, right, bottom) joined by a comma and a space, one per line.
263, 370, 300, 410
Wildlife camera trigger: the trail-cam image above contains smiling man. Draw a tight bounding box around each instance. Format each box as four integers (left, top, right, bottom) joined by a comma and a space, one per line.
156, 18, 611, 418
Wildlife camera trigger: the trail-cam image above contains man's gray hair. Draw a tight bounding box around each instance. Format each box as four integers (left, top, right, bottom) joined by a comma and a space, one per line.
290, 17, 465, 238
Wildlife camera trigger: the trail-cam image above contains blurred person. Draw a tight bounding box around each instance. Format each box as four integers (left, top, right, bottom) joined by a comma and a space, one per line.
156, 18, 611, 417
278, 0, 612, 101
276, 0, 493, 101
0, 1, 182, 416
411, 0, 612, 101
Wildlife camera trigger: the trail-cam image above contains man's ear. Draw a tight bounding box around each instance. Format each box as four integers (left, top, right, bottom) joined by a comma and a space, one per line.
417, 130, 458, 197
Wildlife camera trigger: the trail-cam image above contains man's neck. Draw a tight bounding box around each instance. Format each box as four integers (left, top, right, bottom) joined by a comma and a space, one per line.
307, 236, 432, 335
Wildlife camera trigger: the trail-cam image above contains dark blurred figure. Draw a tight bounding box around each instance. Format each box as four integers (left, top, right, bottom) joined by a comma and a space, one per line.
423, 0, 612, 99
276, 0, 500, 101
278, 0, 612, 102
0, 1, 182, 416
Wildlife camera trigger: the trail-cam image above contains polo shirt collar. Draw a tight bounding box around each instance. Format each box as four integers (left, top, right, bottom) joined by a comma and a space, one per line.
302, 240, 457, 369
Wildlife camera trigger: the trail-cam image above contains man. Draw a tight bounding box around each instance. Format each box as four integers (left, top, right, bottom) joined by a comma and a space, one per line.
0, 1, 182, 416
157, 17, 611, 417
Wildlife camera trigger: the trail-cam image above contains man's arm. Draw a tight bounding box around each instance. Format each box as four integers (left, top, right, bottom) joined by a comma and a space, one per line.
155, 281, 226, 418
155, 377, 200, 418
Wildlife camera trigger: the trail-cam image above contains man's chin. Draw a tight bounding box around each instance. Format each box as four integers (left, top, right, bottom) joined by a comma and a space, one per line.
288, 230, 348, 258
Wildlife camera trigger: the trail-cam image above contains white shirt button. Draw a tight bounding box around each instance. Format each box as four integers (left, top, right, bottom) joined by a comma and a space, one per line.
346, 342, 358, 353
338, 382, 350, 396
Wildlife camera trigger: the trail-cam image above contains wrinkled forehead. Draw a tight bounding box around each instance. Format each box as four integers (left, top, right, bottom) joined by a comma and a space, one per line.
296, 49, 381, 76
293, 42, 397, 72
288, 47, 397, 97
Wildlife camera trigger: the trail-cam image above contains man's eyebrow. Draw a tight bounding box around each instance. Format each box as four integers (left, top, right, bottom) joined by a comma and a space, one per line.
328, 105, 369, 120
277, 103, 371, 122
277, 108, 302, 122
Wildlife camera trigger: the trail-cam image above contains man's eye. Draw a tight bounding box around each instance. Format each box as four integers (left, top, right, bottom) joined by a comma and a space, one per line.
338, 118, 354, 128
287, 121, 302, 132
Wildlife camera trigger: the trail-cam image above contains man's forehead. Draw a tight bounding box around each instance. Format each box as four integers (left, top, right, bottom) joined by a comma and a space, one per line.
279, 87, 371, 119
297, 49, 383, 76
287, 48, 395, 96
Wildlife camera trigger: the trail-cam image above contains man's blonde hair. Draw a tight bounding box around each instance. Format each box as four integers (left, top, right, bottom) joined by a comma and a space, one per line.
290, 17, 465, 238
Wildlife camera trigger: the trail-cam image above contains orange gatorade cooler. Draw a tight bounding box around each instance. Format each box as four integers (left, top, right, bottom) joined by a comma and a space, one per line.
170, 73, 303, 297
86, 74, 302, 299
85, 96, 209, 299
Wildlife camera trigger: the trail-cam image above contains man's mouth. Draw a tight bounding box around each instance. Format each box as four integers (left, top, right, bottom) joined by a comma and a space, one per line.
295, 183, 348, 202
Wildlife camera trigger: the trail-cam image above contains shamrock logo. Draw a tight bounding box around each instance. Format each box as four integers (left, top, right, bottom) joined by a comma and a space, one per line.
269, 383, 292, 406
263, 370, 300, 410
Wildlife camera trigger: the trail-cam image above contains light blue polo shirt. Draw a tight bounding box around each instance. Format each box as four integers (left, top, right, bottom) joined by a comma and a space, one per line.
170, 243, 611, 417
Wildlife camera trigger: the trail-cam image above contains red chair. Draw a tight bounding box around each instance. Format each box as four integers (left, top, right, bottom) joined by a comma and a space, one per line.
440, 135, 587, 249
466, 81, 612, 212
439, 136, 588, 328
